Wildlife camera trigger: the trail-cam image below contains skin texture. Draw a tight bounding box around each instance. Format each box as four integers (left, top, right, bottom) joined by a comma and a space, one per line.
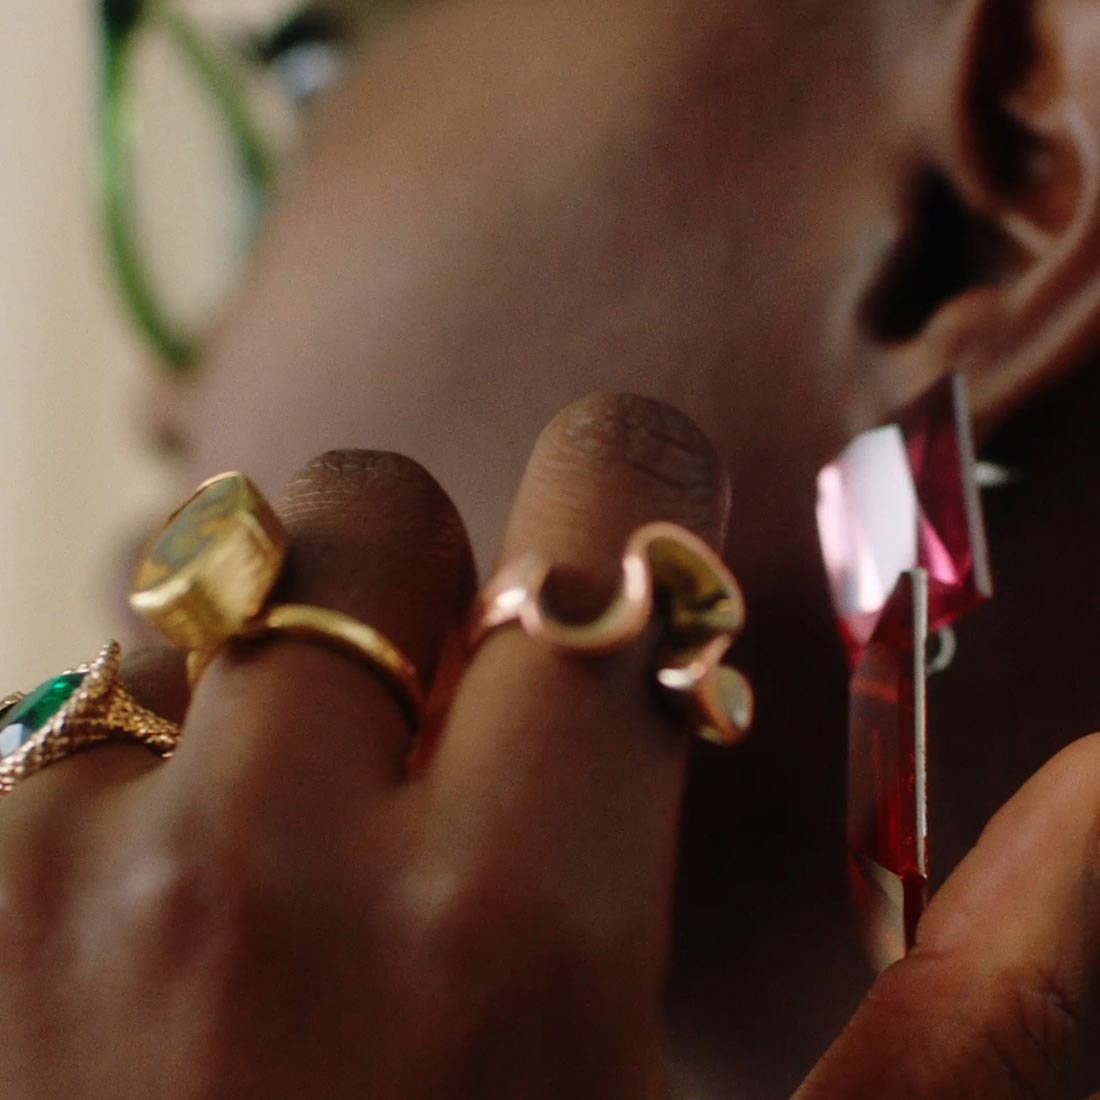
9, 394, 1100, 1100
23, 0, 1100, 1096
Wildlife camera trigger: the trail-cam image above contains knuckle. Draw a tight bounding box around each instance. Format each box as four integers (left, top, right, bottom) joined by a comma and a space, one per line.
366, 861, 497, 1010
107, 835, 260, 977
387, 859, 520, 975
544, 392, 727, 535
390, 855, 635, 998
93, 836, 295, 1081
871, 953, 1080, 1100
981, 969, 1082, 1096
368, 858, 641, 1048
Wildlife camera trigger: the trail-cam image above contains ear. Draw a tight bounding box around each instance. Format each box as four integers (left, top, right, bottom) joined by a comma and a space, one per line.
858, 0, 1100, 436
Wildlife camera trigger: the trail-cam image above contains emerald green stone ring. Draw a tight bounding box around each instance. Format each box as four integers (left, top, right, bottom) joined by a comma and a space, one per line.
0, 641, 182, 794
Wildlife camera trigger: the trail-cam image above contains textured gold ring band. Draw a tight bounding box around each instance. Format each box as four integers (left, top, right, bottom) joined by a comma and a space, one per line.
0, 641, 182, 795
211, 604, 426, 731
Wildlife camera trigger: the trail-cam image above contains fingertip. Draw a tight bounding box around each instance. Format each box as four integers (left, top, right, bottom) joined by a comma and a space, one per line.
905, 731, 1100, 1070
509, 392, 730, 564
279, 449, 467, 547
797, 733, 1100, 1100
919, 730, 1100, 959
272, 448, 475, 682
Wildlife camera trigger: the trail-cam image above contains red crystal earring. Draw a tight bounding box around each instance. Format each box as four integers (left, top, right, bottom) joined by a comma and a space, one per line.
816, 373, 994, 972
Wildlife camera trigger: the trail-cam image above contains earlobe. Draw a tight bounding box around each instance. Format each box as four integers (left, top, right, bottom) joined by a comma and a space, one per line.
859, 0, 1100, 437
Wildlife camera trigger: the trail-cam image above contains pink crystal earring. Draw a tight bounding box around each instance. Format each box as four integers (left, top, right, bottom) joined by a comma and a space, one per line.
816, 373, 994, 972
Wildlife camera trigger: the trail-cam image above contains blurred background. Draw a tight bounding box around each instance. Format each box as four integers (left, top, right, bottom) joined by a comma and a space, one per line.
0, 0, 339, 686
1, 2, 169, 687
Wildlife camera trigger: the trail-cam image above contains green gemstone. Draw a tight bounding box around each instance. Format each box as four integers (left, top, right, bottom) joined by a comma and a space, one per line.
0, 672, 85, 759
145, 474, 240, 578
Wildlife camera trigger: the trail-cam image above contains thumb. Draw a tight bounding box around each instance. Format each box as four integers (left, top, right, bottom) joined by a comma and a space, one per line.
796, 732, 1100, 1100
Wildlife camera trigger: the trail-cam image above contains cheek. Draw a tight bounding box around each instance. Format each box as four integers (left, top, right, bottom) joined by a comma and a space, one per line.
598, 10, 886, 428
189, 0, 884, 562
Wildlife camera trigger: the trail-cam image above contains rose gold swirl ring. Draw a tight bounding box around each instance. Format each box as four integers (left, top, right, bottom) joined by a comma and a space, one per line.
471, 522, 753, 746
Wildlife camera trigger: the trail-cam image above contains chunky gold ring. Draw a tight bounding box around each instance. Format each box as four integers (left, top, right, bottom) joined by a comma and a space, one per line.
131, 472, 427, 732
472, 522, 753, 746
188, 604, 426, 729
130, 472, 287, 653
0, 641, 182, 794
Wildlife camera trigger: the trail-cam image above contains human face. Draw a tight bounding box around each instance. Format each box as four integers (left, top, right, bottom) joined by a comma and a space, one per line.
192, 0, 909, 580
186, 1, 1100, 1094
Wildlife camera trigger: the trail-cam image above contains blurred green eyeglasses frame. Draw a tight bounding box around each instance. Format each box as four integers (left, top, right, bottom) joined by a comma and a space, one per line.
97, 0, 390, 374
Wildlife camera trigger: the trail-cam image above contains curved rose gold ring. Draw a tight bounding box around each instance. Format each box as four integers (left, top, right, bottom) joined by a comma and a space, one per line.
471, 522, 753, 746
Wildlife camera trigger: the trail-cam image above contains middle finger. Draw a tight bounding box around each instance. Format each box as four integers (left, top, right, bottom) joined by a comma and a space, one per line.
167, 449, 474, 825
429, 395, 733, 937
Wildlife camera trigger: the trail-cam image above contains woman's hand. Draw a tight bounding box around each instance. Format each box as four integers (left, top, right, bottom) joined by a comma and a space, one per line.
0, 393, 1097, 1099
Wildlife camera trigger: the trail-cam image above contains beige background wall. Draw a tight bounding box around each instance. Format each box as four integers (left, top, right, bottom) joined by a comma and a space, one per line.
0, 1, 293, 687
0, 4, 168, 687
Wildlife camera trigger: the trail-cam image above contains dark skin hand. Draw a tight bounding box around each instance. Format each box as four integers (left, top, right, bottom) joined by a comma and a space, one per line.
130, 0, 1100, 1095
11, 394, 1100, 1100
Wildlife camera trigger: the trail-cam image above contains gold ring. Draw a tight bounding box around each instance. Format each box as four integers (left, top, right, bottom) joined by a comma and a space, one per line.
131, 472, 428, 732
189, 604, 426, 730
0, 641, 182, 794
130, 471, 287, 653
471, 522, 753, 746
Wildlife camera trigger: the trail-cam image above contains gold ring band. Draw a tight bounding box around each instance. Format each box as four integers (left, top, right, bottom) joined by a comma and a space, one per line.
190, 604, 426, 731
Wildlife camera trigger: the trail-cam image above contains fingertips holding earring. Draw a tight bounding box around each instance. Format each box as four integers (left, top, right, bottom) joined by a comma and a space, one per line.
816, 372, 994, 970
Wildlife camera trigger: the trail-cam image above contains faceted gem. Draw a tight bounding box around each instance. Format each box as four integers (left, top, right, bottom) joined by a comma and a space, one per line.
898, 372, 992, 630
0, 673, 85, 759
135, 473, 244, 591
816, 373, 992, 663
130, 472, 288, 652
847, 570, 928, 969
